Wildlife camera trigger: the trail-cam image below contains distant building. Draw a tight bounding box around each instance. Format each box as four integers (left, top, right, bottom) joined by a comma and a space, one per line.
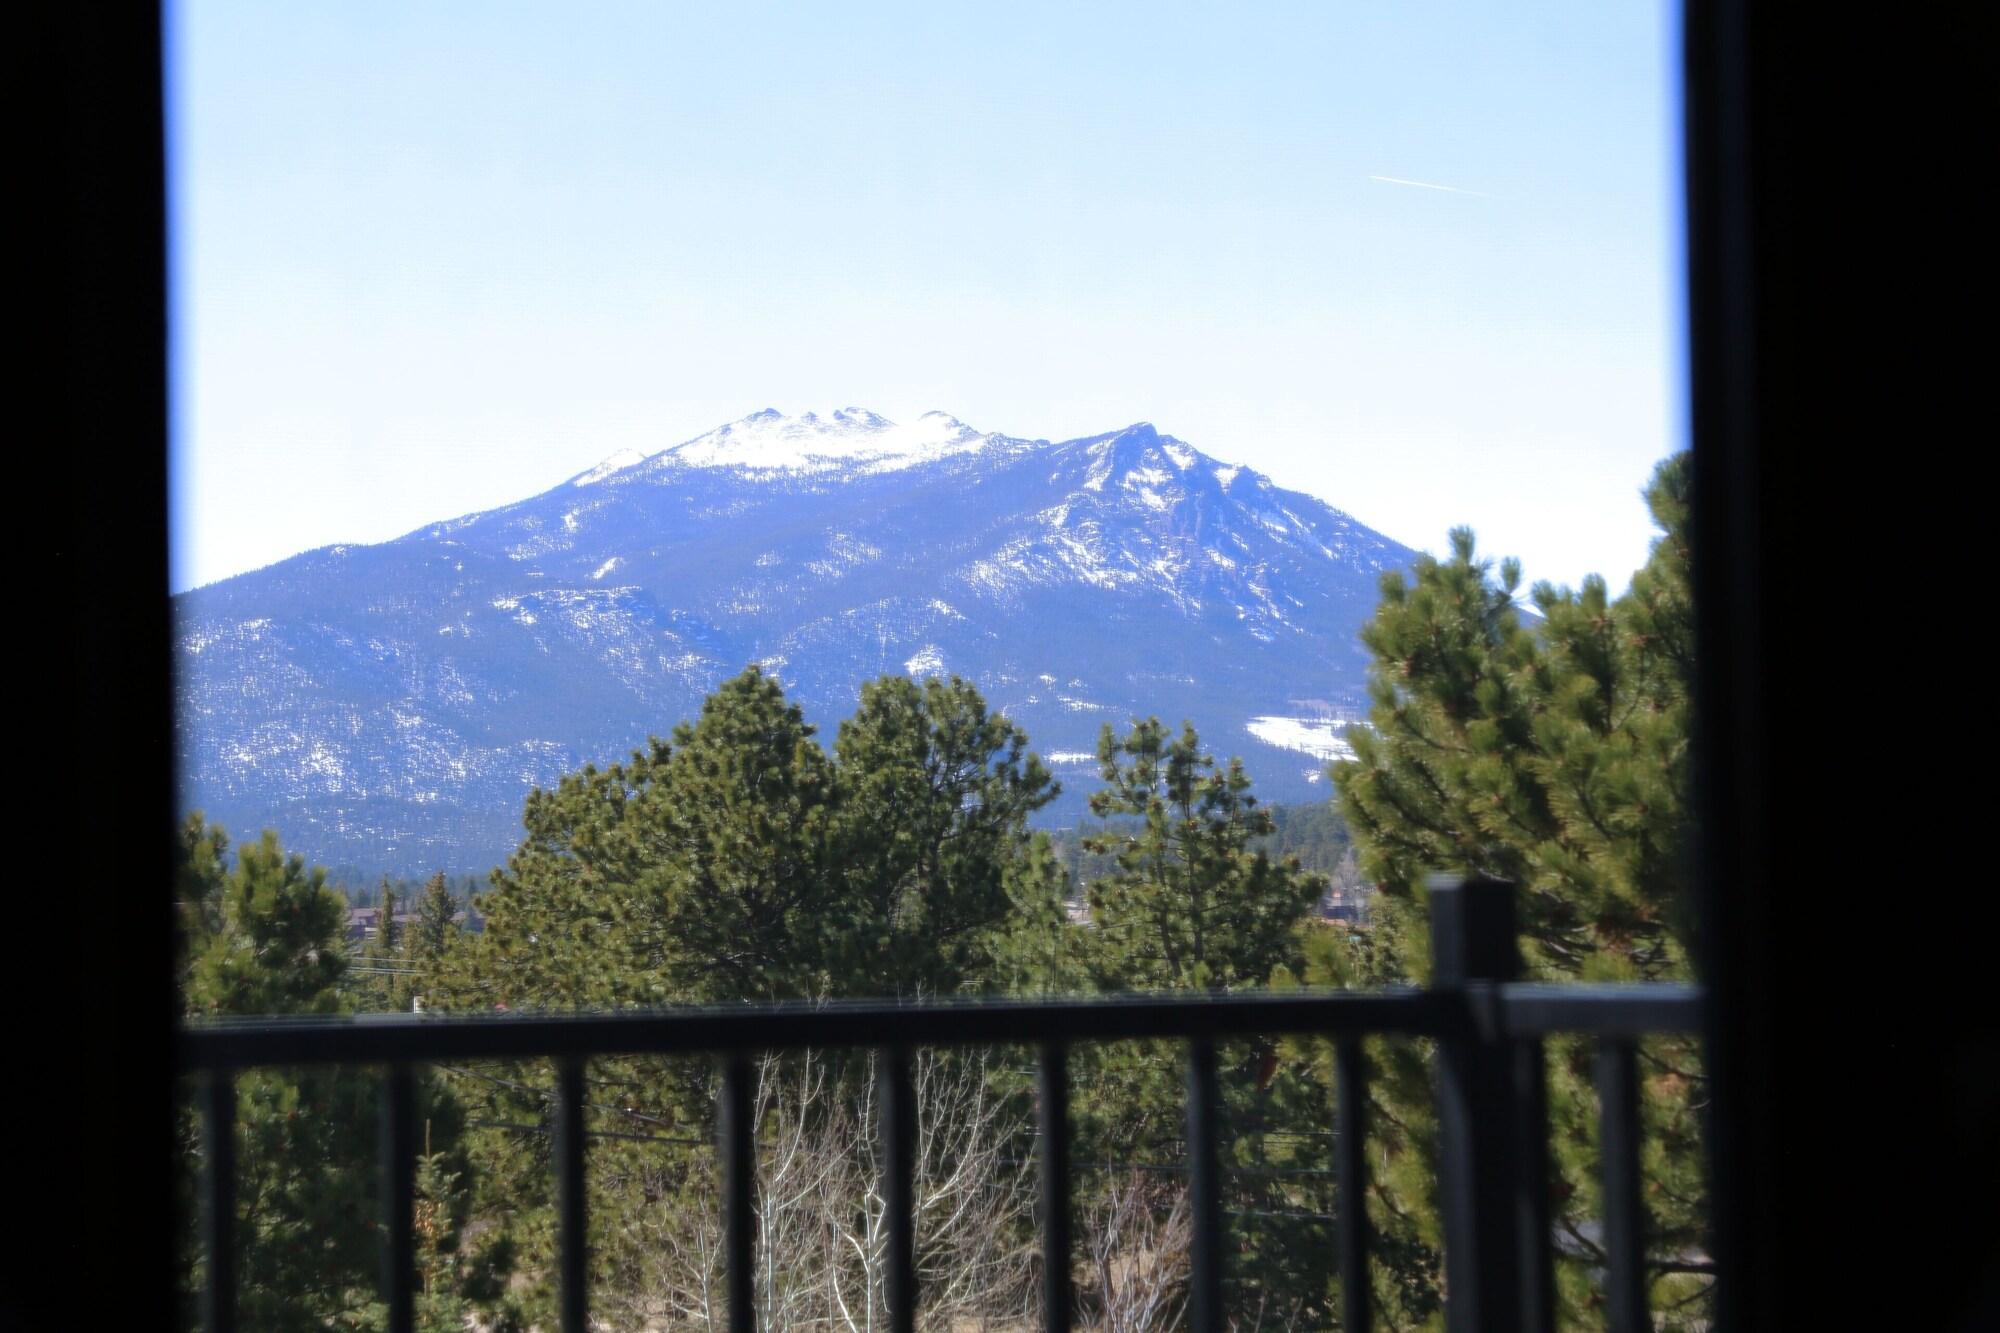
346, 905, 480, 945
1318, 885, 1374, 927
344, 907, 378, 945
344, 906, 417, 947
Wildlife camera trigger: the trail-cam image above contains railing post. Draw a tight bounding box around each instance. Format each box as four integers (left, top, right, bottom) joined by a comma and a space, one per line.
1428, 875, 1523, 1333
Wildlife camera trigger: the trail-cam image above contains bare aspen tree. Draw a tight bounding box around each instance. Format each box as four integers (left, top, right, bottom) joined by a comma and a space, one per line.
1081, 1174, 1192, 1333
622, 1048, 1038, 1331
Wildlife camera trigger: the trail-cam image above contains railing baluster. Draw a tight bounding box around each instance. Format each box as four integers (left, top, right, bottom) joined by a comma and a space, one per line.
878, 1045, 916, 1333
1335, 1038, 1369, 1333
1597, 1039, 1646, 1333
1038, 1041, 1073, 1333
1513, 1039, 1555, 1333
380, 1063, 416, 1333
201, 1070, 236, 1333
720, 1053, 756, 1333
556, 1057, 589, 1333
1186, 1037, 1224, 1332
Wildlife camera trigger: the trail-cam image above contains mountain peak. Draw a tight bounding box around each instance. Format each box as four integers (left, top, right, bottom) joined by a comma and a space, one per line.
648, 406, 995, 476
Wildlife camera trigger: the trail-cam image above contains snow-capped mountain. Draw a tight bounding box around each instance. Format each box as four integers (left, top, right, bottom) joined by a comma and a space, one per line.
175, 409, 1414, 874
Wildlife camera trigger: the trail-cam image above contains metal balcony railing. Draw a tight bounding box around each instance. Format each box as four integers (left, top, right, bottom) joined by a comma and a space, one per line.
177, 876, 1703, 1333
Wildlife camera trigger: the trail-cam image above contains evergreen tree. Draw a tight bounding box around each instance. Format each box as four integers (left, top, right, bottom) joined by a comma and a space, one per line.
377, 883, 400, 956
174, 815, 487, 1333
827, 672, 1059, 995
175, 811, 231, 987
185, 827, 348, 1017
1083, 717, 1322, 992
1317, 451, 1706, 1328
432, 667, 1066, 1326
1075, 720, 1332, 1326
411, 871, 458, 965
433, 729, 730, 1330
640, 665, 840, 1001
992, 831, 1087, 995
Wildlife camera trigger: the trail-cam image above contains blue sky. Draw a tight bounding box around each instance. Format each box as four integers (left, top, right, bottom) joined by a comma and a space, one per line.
169, 0, 1680, 595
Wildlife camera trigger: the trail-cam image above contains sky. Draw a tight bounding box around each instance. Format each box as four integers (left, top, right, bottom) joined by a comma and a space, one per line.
168, 0, 1681, 596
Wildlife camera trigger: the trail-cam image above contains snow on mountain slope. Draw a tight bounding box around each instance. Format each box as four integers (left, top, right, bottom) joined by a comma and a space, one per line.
175, 409, 1412, 874
619, 407, 1004, 476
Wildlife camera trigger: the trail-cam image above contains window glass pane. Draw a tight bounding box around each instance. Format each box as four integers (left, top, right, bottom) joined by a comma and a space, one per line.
171, 2, 1697, 1326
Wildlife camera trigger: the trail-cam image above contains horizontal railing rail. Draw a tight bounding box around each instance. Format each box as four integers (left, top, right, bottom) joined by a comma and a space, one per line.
177, 876, 1705, 1333
177, 983, 1697, 1070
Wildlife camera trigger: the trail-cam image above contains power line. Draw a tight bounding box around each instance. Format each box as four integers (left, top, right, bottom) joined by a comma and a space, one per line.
435, 1063, 686, 1132
463, 1118, 706, 1147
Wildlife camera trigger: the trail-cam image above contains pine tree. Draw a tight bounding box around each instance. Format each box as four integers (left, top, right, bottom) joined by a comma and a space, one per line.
1075, 720, 1333, 1326
173, 816, 486, 1332
1083, 717, 1322, 992
412, 871, 457, 965
430, 666, 1076, 1328
991, 831, 1085, 995
1319, 451, 1706, 1328
185, 827, 348, 1017
377, 884, 400, 956
827, 672, 1059, 996
639, 664, 841, 1001
427, 669, 838, 1323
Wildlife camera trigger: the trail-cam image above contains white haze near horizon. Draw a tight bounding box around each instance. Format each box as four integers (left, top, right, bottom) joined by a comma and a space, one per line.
169, 0, 1680, 596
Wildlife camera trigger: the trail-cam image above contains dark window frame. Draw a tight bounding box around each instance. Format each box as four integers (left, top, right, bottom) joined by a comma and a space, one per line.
41, 1, 1996, 1326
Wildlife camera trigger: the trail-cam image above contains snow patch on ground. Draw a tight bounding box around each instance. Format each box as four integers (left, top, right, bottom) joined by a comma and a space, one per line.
1081, 446, 1115, 492
904, 645, 945, 677
804, 534, 883, 579
591, 557, 621, 581
1246, 716, 1356, 763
